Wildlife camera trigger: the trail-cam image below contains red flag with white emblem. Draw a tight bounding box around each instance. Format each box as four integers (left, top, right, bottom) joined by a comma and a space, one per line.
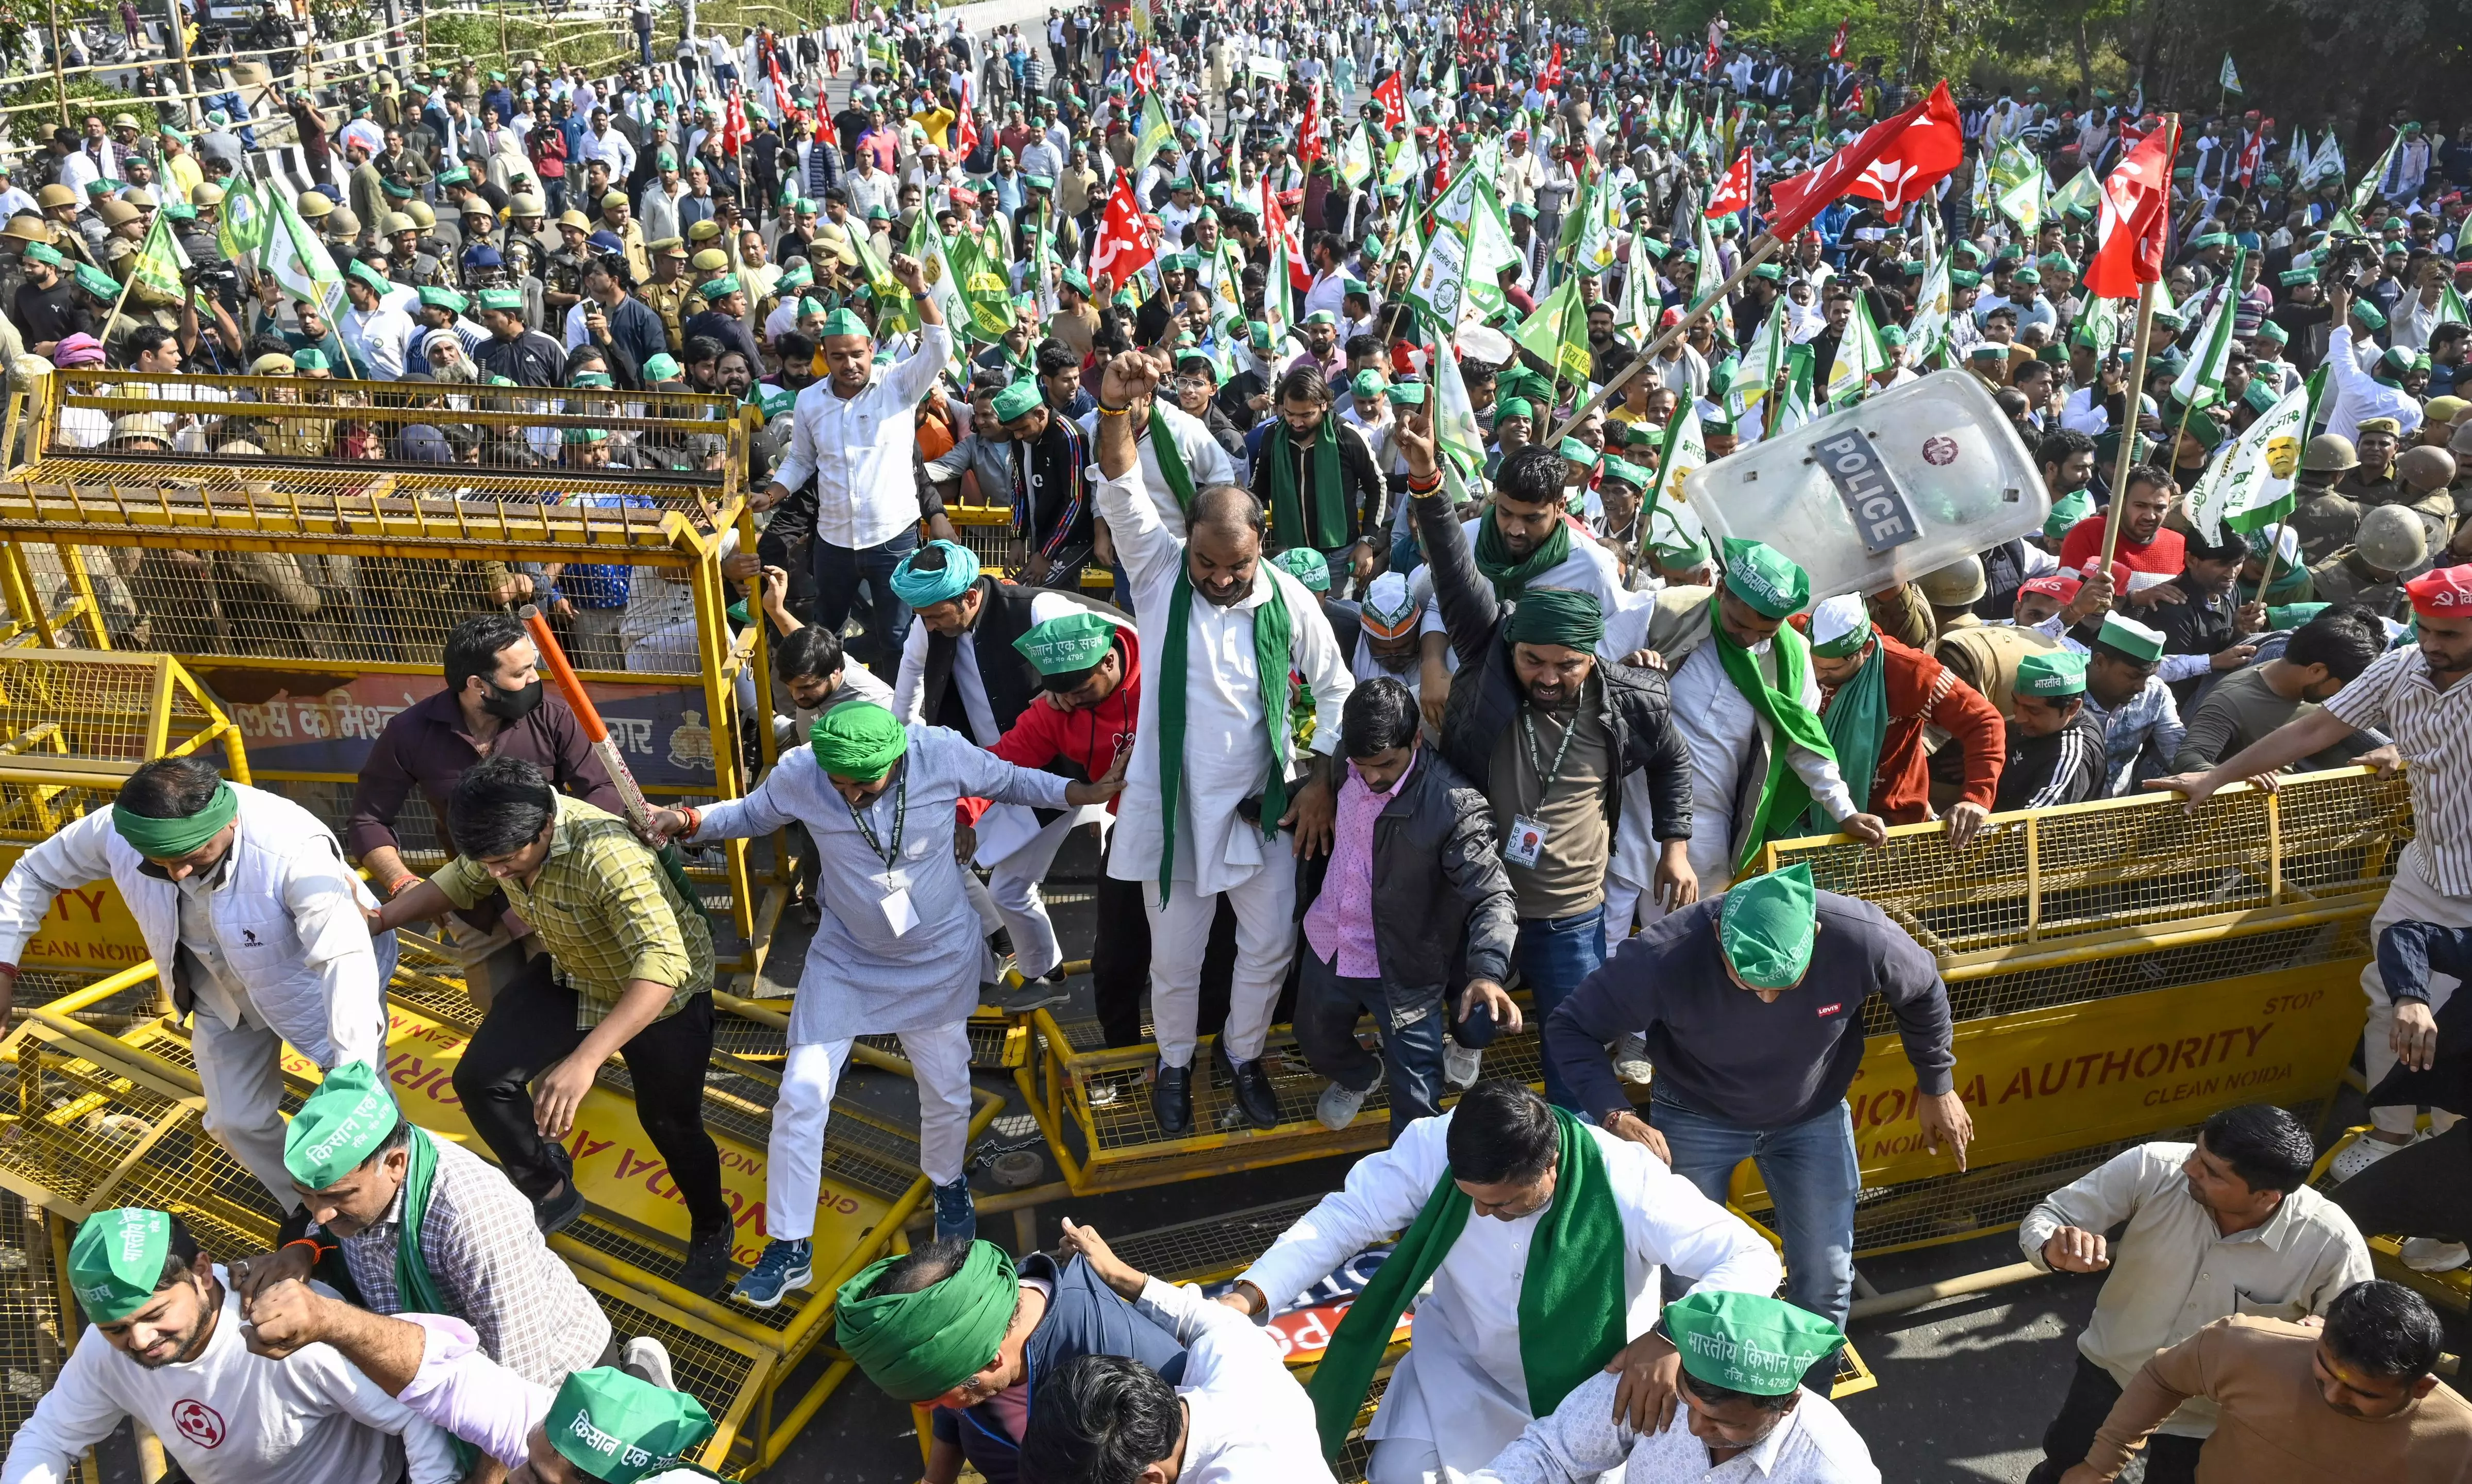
2086, 118, 2179, 298
1769, 81, 1960, 237
1298, 90, 1325, 166
1839, 79, 1963, 216
1090, 172, 1157, 284
1829, 19, 1849, 59
1704, 146, 1756, 218
1129, 47, 1158, 94
1373, 72, 1407, 130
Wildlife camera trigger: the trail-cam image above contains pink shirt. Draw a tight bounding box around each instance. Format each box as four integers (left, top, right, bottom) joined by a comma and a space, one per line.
1302, 754, 1416, 978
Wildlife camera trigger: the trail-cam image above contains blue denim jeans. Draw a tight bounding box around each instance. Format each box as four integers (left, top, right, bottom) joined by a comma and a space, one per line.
1294, 951, 1500, 1142
811, 527, 919, 673
1656, 1096, 1860, 1338
1514, 907, 1605, 1109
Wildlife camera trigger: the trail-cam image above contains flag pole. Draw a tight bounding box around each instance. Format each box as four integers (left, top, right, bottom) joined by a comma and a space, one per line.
2097, 276, 2162, 572
1551, 230, 1781, 442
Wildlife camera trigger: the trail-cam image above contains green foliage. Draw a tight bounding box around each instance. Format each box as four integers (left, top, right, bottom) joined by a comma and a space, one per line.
2, 75, 138, 147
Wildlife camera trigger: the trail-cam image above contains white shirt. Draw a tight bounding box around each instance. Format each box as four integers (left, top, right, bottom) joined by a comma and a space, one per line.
2019, 1141, 2371, 1436
1094, 460, 1354, 898
2321, 324, 2424, 445
581, 125, 637, 178
1075, 398, 1238, 539
1302, 267, 1350, 322
1236, 1110, 1783, 1470
1, 1272, 457, 1484
774, 322, 953, 549
1471, 1371, 1880, 1484
1128, 1276, 1339, 1484
342, 303, 417, 380
1666, 622, 1856, 838
892, 587, 1086, 743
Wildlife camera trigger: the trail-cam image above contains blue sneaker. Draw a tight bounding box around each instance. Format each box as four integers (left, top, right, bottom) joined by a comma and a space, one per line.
933, 1178, 977, 1244
730, 1238, 812, 1309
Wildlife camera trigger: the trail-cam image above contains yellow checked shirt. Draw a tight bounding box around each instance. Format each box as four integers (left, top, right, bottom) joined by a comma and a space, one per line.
429, 794, 712, 1028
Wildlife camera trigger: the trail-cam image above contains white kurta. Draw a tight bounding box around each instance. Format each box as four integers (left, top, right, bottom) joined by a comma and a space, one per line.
0, 1272, 456, 1484
1664, 628, 1856, 881
1234, 1111, 1784, 1471
1076, 398, 1240, 540
1131, 1276, 1341, 1484
1095, 461, 1353, 899
685, 724, 1071, 1043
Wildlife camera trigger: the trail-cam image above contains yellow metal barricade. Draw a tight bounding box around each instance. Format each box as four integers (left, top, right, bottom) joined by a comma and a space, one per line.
0, 371, 789, 977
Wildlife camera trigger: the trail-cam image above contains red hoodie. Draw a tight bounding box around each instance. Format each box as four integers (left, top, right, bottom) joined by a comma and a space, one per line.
956, 626, 1141, 826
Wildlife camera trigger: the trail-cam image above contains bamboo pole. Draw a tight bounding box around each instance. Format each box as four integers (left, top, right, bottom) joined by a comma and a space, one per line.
47, 0, 70, 128
2096, 277, 2162, 573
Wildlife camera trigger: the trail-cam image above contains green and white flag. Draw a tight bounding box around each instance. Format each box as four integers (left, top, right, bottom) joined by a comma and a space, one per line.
2309, 132, 2345, 188
1338, 126, 1376, 188
263, 188, 343, 314
1384, 129, 1423, 192
1028, 223, 1059, 318
906, 209, 970, 336
1574, 172, 1622, 278
1996, 152, 2047, 234
2184, 382, 2308, 544
1461, 177, 1522, 321
1614, 235, 1661, 347
1263, 214, 1294, 350
1903, 252, 1953, 369
1732, 296, 1791, 429
1132, 91, 1176, 174
128, 208, 190, 307
2046, 166, 2100, 221
1644, 399, 1710, 558
2078, 295, 2123, 359
2171, 247, 2247, 410
2442, 280, 2471, 329
1404, 216, 1471, 327
1825, 292, 1892, 406
2349, 133, 2400, 221
2220, 54, 2242, 95
1512, 276, 1591, 386
1432, 337, 1487, 501
215, 175, 269, 275
850, 225, 914, 336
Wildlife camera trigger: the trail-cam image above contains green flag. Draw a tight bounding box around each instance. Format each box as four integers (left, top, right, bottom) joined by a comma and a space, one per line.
1404, 215, 1471, 328
1338, 126, 1375, 188
2219, 54, 2242, 94
215, 175, 269, 275
2047, 166, 2100, 221
2171, 247, 2247, 411
1132, 91, 1175, 174
2350, 134, 2400, 220
1644, 401, 1711, 559
850, 226, 914, 336
1825, 292, 1891, 406
2184, 382, 2307, 543
942, 227, 1016, 342
128, 208, 190, 306
1461, 177, 1521, 322
904, 209, 968, 336
1903, 252, 1953, 370
1512, 277, 1590, 386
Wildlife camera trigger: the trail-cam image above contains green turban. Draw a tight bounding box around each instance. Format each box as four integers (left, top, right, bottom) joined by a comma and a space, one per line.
1720, 538, 1810, 619
284, 1061, 402, 1190
991, 378, 1044, 422
545, 1368, 716, 1484
1504, 587, 1604, 650
1719, 862, 1818, 991
1494, 396, 1534, 421
820, 307, 870, 339
835, 1241, 1018, 1401
1014, 612, 1117, 675
113, 778, 237, 859
2015, 649, 2086, 698
2042, 490, 2094, 542
889, 540, 980, 609
809, 704, 908, 781
1272, 547, 1331, 593
69, 1208, 172, 1323
1665, 1290, 1845, 1396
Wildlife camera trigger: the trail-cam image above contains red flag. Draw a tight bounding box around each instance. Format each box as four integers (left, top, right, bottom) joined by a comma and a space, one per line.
1705, 146, 1756, 218
1828, 19, 1849, 59
767, 54, 796, 127
2237, 120, 2272, 188
1841, 80, 1963, 214
1702, 38, 1719, 74
2086, 118, 2179, 298
719, 92, 749, 156
1373, 72, 1407, 130
1129, 46, 1158, 94
1298, 90, 1325, 166
955, 97, 980, 159
1767, 81, 1960, 239
1090, 172, 1157, 284
1541, 43, 1563, 89
1261, 177, 1310, 291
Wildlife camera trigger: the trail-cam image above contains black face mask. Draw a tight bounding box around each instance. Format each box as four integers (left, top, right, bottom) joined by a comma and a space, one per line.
479, 678, 545, 721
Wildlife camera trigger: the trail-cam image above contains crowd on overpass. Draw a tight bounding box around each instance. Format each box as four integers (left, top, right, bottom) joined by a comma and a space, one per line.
4, 0, 2472, 1481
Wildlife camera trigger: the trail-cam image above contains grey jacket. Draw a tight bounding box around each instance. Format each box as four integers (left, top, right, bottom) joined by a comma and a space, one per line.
1295, 748, 1517, 1001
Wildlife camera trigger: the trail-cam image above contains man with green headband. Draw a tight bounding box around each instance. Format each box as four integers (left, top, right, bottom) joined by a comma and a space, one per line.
1627, 537, 1889, 910
1393, 407, 1696, 1108
224, 1060, 609, 1389
752, 249, 947, 671
3, 1208, 459, 1484
218, 1265, 716, 1484
1545, 861, 1966, 1370
647, 696, 1127, 1303
1467, 1291, 1875, 1483
1803, 593, 2007, 849
0, 758, 394, 1209
1088, 347, 1355, 1136
1227, 1079, 1780, 1481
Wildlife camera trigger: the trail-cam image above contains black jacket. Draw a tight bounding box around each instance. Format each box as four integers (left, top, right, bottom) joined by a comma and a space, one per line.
1296, 749, 1518, 998
1410, 490, 1695, 846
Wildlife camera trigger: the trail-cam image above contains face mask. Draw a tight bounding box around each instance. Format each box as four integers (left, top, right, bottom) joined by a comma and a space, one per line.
480, 677, 545, 721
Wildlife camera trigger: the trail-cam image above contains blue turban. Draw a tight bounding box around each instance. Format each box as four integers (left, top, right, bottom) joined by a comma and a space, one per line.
889, 540, 980, 609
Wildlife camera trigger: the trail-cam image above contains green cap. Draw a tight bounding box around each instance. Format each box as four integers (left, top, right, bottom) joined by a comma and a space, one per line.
70, 1208, 174, 1322
2253, 319, 2289, 344
2015, 649, 2087, 697
292, 348, 329, 372
1272, 547, 1330, 593
991, 378, 1044, 421
23, 243, 62, 268
2351, 299, 2388, 330
695, 273, 740, 301
571, 371, 615, 389
283, 1061, 402, 1190
348, 260, 391, 294
544, 1368, 716, 1484
2278, 267, 2317, 287
2043, 490, 2094, 541
2267, 602, 2333, 630
1599, 455, 1648, 488
1014, 611, 1117, 675
1720, 537, 1810, 619
2096, 612, 2165, 663
73, 264, 118, 301
643, 353, 682, 382
477, 287, 524, 311
1387, 382, 1428, 406
1949, 269, 1981, 288
1666, 1289, 1845, 1397
1718, 862, 1818, 990
1807, 594, 1873, 658
1557, 437, 1597, 464
757, 386, 796, 421
820, 307, 870, 338
561, 426, 610, 444
419, 285, 469, 312
1352, 369, 1387, 402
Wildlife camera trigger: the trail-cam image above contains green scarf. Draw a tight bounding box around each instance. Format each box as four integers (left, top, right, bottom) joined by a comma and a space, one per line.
1149, 405, 1197, 512
1810, 642, 1886, 833
393, 1127, 477, 1474
1304, 1107, 1628, 1459
1156, 562, 1293, 905
1713, 617, 1836, 873
1474, 512, 1574, 602
1264, 413, 1347, 551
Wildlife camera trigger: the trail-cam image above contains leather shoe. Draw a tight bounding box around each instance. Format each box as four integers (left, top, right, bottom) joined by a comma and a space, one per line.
1153, 1058, 1193, 1135
677, 1225, 733, 1296
1230, 1057, 1280, 1129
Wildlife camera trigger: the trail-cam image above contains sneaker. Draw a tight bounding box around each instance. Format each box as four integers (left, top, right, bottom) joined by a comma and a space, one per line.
933, 1177, 977, 1243
2402, 1238, 2472, 1273
1230, 1057, 1281, 1129
1443, 1038, 1481, 1091
2329, 1130, 2421, 1184
1316, 1067, 1381, 1132
731, 1238, 814, 1309
620, 1336, 677, 1390
997, 978, 1070, 1015
1613, 1035, 1655, 1086
1153, 1059, 1193, 1135
677, 1226, 733, 1295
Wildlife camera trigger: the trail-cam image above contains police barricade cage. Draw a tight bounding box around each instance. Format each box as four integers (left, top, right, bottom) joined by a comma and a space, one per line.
0, 370, 794, 975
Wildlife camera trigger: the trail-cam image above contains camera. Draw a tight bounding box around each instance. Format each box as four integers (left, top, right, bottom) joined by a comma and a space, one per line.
2325, 237, 2377, 293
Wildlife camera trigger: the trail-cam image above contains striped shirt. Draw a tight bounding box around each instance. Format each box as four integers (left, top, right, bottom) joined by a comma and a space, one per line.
2326, 644, 2472, 895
